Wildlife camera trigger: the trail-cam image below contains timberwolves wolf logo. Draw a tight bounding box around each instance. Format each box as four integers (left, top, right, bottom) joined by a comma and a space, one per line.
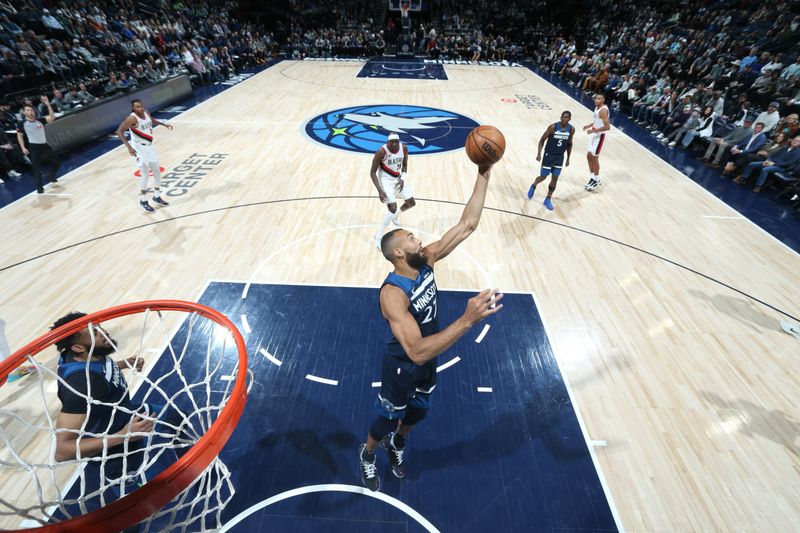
304, 104, 480, 155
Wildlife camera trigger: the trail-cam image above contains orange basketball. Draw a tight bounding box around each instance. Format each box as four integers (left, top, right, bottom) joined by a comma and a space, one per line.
465, 125, 506, 166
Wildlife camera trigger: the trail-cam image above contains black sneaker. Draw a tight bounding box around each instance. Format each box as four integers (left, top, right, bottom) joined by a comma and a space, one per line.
359, 444, 380, 491
140, 200, 155, 212
152, 196, 169, 206
380, 433, 406, 478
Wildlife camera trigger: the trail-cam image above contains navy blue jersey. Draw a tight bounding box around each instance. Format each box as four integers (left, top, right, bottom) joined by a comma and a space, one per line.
57, 353, 137, 435
381, 264, 439, 362
544, 122, 573, 158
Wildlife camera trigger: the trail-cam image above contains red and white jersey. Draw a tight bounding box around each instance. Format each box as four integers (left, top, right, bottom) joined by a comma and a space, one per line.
593, 105, 609, 131
379, 142, 404, 177
128, 112, 153, 147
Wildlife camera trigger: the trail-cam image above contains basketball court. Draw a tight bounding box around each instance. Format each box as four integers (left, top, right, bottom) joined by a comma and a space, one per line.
1, 58, 799, 531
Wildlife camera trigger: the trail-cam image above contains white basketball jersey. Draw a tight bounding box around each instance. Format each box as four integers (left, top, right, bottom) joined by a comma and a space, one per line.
128, 112, 153, 147
593, 105, 609, 130
380, 143, 404, 177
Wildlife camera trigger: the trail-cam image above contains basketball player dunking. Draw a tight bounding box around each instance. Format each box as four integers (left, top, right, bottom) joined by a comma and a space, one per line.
371, 133, 415, 250
528, 110, 574, 210
116, 100, 173, 212
582, 94, 610, 191
359, 164, 504, 492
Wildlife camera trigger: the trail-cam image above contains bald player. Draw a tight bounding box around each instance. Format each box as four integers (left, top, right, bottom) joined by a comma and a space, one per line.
358, 164, 503, 491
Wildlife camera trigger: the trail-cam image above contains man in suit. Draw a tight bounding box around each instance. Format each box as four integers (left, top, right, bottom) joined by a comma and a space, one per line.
735, 135, 800, 192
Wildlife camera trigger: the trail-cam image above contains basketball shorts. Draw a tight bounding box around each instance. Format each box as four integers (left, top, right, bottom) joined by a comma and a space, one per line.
540, 153, 565, 177
379, 170, 413, 204
134, 144, 158, 166
376, 354, 436, 420
587, 132, 606, 156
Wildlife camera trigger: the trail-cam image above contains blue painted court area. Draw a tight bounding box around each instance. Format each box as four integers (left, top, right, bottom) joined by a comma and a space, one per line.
357, 59, 448, 80
148, 281, 617, 532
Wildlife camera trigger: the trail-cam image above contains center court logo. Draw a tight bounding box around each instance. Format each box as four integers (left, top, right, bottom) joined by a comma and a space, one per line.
304, 104, 480, 155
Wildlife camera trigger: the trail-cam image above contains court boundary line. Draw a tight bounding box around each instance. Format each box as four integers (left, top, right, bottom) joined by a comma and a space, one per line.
2, 195, 796, 323
531, 291, 625, 531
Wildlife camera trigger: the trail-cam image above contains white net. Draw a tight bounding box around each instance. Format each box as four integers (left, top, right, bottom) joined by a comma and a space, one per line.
0, 306, 248, 532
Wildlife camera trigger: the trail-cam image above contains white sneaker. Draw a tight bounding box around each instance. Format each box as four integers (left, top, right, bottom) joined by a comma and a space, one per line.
585, 178, 601, 191
668, 141, 676, 147
392, 214, 400, 226
8, 170, 21, 178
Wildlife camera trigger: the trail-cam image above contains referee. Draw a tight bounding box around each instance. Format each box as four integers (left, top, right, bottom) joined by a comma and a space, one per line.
16, 95, 61, 194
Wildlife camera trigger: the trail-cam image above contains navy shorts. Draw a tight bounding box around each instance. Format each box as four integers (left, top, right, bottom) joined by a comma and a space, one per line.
539, 153, 564, 177
376, 355, 436, 420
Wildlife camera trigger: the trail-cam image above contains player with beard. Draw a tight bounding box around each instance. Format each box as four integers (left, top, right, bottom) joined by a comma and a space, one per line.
358, 165, 504, 491
52, 312, 152, 480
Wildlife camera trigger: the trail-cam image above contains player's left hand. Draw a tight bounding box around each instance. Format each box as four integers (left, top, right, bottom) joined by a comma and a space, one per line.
166, 124, 173, 130
565, 158, 570, 167
124, 356, 145, 372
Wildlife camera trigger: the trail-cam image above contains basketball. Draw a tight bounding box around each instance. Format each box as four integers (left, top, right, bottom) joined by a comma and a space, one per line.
465, 125, 506, 166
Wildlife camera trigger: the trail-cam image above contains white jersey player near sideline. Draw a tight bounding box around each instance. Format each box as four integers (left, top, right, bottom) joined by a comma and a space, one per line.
581, 93, 611, 191
115, 99, 173, 212
370, 133, 416, 250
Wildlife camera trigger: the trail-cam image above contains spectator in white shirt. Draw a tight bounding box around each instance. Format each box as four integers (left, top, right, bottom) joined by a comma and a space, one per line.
753, 101, 781, 134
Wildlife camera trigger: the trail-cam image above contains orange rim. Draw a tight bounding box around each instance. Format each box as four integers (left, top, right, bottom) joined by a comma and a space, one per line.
0, 300, 248, 532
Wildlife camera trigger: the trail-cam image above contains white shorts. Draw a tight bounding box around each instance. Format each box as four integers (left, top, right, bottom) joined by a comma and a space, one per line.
587, 132, 607, 156
379, 171, 413, 204
134, 144, 158, 166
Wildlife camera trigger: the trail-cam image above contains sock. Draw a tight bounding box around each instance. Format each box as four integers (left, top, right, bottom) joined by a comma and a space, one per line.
382, 211, 395, 227
391, 432, 406, 449
139, 193, 146, 202
153, 188, 161, 199
362, 446, 376, 460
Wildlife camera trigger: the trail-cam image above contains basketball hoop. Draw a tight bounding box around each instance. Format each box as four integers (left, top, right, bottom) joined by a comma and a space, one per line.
0, 301, 248, 532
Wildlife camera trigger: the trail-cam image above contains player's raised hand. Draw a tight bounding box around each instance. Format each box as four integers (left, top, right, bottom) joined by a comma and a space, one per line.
463, 289, 504, 325
124, 355, 145, 372
127, 415, 155, 440
478, 164, 492, 177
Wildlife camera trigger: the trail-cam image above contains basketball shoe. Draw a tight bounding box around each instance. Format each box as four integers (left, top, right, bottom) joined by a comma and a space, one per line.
380, 433, 406, 478
152, 196, 169, 206
359, 444, 380, 491
140, 200, 155, 212
585, 178, 601, 191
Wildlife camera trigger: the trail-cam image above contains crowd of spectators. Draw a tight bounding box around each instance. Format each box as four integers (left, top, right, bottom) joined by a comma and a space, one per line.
2, 0, 799, 215
1, 0, 282, 183
532, 0, 800, 209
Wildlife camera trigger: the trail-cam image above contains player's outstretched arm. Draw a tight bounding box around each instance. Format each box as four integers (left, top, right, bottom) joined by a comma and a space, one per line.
381, 285, 503, 366
423, 165, 492, 264
54, 411, 154, 461
151, 117, 173, 130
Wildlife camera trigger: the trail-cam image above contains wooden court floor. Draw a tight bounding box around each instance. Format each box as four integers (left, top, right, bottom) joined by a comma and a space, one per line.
1, 60, 799, 531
